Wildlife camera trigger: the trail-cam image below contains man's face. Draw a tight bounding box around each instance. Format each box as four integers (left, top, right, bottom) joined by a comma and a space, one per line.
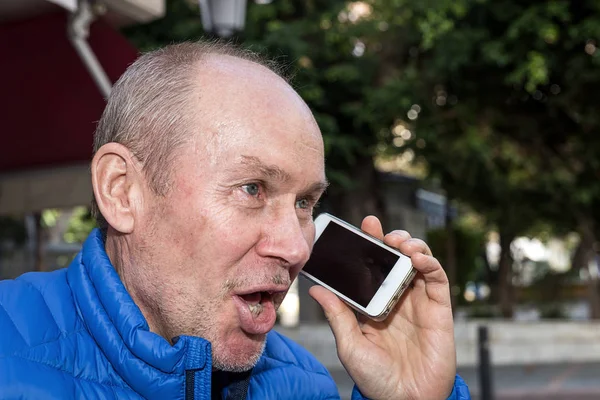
130, 58, 327, 371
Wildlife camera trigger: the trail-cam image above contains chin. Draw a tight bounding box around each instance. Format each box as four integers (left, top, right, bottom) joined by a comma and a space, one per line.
211, 330, 267, 372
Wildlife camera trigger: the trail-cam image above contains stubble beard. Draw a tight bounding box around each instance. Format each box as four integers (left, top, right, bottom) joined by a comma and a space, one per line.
153, 283, 280, 372
162, 298, 269, 372
131, 253, 289, 372
212, 336, 268, 372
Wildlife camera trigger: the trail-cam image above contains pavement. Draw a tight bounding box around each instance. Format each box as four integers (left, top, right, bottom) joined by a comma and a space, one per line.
275, 322, 600, 399
457, 362, 600, 400
328, 362, 600, 400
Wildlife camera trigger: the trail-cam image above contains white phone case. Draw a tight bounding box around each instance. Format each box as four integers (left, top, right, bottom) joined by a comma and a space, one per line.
301, 213, 416, 321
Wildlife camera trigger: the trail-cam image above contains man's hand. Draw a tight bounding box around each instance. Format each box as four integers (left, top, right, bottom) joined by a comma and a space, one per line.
309, 215, 456, 400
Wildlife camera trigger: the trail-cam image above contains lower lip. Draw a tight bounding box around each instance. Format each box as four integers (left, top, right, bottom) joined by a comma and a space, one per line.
232, 295, 277, 335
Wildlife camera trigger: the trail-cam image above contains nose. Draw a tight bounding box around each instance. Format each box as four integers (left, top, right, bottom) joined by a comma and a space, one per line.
256, 208, 312, 268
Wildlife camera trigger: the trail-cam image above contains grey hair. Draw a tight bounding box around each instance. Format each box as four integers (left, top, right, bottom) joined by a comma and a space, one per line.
91, 40, 286, 234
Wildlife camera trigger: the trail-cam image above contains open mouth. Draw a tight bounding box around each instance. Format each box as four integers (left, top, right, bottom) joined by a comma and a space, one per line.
232, 290, 280, 335
238, 291, 275, 317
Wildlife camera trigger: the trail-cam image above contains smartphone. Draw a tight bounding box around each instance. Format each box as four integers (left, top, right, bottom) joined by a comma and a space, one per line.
301, 213, 416, 321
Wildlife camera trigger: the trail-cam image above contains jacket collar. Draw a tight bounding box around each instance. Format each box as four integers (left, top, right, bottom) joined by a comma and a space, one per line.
66, 229, 212, 399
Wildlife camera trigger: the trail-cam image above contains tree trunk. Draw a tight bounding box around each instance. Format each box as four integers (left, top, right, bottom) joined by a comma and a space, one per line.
572, 217, 600, 319
445, 201, 457, 311
33, 212, 44, 272
326, 155, 386, 227
498, 229, 515, 319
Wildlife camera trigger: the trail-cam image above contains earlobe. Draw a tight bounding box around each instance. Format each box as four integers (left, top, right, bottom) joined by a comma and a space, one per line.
91, 143, 139, 234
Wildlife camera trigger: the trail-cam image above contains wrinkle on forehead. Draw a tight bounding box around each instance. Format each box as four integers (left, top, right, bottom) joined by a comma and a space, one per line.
189, 55, 324, 165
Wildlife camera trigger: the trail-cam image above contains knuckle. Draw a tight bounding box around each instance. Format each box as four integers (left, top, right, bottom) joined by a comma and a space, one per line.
387, 230, 411, 239
412, 252, 437, 267
409, 238, 426, 246
406, 238, 432, 254
429, 255, 442, 268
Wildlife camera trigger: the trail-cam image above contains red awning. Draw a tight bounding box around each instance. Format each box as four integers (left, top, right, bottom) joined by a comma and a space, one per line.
0, 11, 138, 173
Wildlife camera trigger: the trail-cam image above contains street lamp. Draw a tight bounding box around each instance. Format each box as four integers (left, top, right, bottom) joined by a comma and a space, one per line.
199, 0, 247, 38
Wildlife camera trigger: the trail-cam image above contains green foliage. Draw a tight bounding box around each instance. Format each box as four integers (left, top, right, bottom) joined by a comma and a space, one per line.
40, 208, 96, 244
64, 207, 96, 244
427, 221, 487, 304
41, 210, 60, 229
123, 0, 421, 189
122, 0, 600, 222
122, 1, 600, 307
380, 0, 600, 246
123, 0, 204, 51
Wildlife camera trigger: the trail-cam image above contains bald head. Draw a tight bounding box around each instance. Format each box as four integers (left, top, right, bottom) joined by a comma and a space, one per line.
198, 55, 315, 126
193, 56, 321, 162
92, 41, 316, 232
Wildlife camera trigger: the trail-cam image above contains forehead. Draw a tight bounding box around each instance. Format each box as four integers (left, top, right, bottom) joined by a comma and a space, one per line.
190, 56, 325, 175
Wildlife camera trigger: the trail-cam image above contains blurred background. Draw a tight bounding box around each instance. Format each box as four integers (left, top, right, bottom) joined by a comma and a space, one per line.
3, 0, 600, 399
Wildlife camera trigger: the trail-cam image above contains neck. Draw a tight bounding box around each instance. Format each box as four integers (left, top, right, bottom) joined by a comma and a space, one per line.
105, 232, 172, 343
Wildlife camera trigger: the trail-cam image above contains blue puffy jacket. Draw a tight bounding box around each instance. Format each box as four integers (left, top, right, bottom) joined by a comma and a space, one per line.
0, 230, 470, 399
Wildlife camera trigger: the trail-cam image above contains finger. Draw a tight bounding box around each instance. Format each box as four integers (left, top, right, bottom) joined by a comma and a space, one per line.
309, 285, 364, 353
410, 252, 451, 305
361, 216, 384, 241
382, 230, 413, 252
411, 253, 447, 284
397, 238, 433, 257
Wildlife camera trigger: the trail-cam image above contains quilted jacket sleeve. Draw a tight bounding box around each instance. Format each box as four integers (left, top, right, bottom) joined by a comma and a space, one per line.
446, 375, 471, 400
350, 374, 471, 400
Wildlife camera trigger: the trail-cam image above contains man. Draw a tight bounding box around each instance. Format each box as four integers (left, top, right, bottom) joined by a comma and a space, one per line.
0, 41, 470, 399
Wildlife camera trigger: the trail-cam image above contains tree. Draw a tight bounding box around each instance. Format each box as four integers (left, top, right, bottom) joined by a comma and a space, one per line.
123, 0, 600, 318
395, 0, 600, 317
125, 0, 422, 226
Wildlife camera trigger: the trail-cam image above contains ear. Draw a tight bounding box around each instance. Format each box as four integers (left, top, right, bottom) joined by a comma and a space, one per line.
91, 143, 144, 234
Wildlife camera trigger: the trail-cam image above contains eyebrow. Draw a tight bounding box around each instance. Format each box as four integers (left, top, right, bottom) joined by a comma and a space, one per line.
301, 180, 330, 197
238, 155, 330, 194
239, 155, 291, 183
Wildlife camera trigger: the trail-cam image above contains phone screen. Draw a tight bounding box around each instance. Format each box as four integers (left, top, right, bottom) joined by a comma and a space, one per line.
302, 220, 400, 307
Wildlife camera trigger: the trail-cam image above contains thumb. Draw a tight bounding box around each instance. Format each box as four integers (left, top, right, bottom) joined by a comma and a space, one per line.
309, 285, 364, 356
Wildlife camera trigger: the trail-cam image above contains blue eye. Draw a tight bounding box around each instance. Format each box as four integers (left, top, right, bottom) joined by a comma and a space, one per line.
242, 183, 260, 196
296, 199, 310, 209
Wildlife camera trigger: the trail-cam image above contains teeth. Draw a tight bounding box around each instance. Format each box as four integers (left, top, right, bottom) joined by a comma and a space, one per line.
248, 303, 264, 317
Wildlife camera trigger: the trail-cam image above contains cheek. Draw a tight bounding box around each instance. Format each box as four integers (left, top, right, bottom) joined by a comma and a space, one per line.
145, 193, 210, 266
188, 204, 263, 263
303, 221, 316, 250
291, 223, 315, 279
